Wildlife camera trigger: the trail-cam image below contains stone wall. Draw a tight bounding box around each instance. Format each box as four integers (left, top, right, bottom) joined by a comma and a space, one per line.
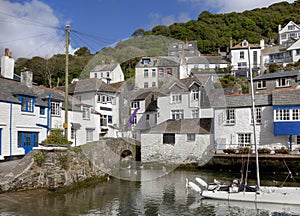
0, 138, 137, 193
0, 147, 106, 193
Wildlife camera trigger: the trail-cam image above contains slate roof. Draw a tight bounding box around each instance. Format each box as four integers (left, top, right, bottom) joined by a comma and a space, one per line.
148, 118, 212, 134
186, 56, 230, 64
90, 64, 118, 72
252, 71, 300, 81
57, 78, 118, 94
208, 90, 272, 108
135, 56, 180, 68
0, 77, 85, 112
272, 88, 300, 105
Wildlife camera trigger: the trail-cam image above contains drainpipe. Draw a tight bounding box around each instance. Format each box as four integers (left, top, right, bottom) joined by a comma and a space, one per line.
289, 135, 292, 151
9, 102, 12, 156
47, 94, 51, 134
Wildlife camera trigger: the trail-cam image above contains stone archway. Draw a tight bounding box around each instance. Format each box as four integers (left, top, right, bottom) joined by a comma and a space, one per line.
120, 149, 133, 159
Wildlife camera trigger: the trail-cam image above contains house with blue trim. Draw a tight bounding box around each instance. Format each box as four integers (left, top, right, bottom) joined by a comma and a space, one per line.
273, 88, 300, 151
0, 52, 100, 160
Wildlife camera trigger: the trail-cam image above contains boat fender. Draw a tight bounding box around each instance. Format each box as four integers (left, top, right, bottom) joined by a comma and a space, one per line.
195, 177, 208, 189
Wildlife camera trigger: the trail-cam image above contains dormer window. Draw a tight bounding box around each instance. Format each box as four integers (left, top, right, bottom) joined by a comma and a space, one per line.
141, 58, 151, 64
19, 96, 35, 113
242, 40, 248, 47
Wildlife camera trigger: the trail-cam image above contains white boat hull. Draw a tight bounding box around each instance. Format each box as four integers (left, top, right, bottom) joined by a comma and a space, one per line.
201, 186, 300, 205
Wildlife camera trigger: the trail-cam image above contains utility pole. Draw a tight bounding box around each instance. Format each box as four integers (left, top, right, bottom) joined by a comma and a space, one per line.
64, 24, 70, 138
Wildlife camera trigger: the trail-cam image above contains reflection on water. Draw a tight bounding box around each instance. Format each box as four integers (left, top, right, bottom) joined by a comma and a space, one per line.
0, 169, 299, 215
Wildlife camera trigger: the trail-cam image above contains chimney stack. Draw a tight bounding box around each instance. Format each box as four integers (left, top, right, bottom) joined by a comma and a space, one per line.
21, 68, 33, 88
1, 48, 14, 79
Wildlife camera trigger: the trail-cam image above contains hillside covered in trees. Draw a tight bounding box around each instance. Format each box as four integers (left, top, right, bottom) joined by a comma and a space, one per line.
15, 0, 300, 87
134, 1, 300, 54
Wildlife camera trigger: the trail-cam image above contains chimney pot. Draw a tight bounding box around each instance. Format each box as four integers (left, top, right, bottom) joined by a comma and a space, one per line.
5, 48, 9, 56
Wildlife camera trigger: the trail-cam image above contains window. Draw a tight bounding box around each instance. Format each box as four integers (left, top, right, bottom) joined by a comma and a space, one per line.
225, 109, 235, 125
94, 73, 97, 78
146, 114, 149, 120
187, 133, 196, 141
152, 82, 156, 87
257, 80, 266, 89
40, 107, 46, 115
131, 101, 140, 109
275, 109, 290, 121
108, 115, 113, 124
144, 82, 148, 88
251, 107, 262, 124
171, 110, 184, 119
100, 115, 107, 127
19, 96, 34, 112
171, 94, 182, 103
51, 102, 60, 116
205, 64, 209, 69
194, 65, 199, 69
293, 109, 300, 120
192, 109, 199, 118
71, 128, 76, 139
166, 68, 172, 75
281, 34, 286, 39
0, 129, 2, 155
276, 78, 291, 87
163, 133, 175, 145
297, 135, 300, 145
82, 106, 90, 120
238, 62, 247, 69
144, 69, 149, 78
159, 69, 164, 77
288, 25, 295, 30
240, 51, 245, 59
215, 64, 220, 69
86, 129, 94, 142
191, 90, 199, 101
238, 133, 251, 147
106, 72, 110, 77
152, 69, 156, 77
17, 132, 38, 148
296, 49, 300, 55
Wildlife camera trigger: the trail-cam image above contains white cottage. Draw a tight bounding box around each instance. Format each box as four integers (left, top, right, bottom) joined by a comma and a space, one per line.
141, 118, 213, 164
90, 63, 124, 84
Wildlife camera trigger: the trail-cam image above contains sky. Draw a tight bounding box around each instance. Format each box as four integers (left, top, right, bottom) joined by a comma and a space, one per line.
0, 0, 295, 59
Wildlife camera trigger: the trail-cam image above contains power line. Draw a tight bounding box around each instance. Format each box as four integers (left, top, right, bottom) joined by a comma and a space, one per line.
0, 10, 64, 31
70, 31, 99, 53
0, 33, 49, 44
70, 29, 115, 45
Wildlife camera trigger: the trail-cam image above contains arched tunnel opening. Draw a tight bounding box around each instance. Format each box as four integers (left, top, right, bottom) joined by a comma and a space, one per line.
120, 150, 133, 160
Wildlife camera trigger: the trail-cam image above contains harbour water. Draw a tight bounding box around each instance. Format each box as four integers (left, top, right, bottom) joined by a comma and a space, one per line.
0, 169, 300, 215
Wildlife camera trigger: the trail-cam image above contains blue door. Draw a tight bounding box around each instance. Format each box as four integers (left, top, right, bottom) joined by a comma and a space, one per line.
18, 132, 39, 155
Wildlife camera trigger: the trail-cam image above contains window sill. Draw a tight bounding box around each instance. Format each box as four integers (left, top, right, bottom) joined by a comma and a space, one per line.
21, 112, 35, 116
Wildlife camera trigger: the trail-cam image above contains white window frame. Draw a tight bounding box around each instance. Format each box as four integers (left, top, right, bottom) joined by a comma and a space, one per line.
144, 82, 148, 88
82, 106, 90, 120
152, 69, 156, 77
251, 107, 262, 124
170, 93, 182, 104
275, 109, 290, 121
144, 69, 149, 78
171, 109, 184, 120
86, 129, 94, 142
192, 109, 199, 118
238, 133, 251, 147
276, 78, 291, 88
257, 80, 266, 89
292, 109, 300, 120
240, 51, 245, 59
51, 102, 60, 116
191, 90, 199, 101
187, 133, 196, 141
131, 101, 140, 109
225, 109, 235, 125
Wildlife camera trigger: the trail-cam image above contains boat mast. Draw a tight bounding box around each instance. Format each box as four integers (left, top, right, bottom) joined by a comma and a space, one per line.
248, 46, 260, 190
